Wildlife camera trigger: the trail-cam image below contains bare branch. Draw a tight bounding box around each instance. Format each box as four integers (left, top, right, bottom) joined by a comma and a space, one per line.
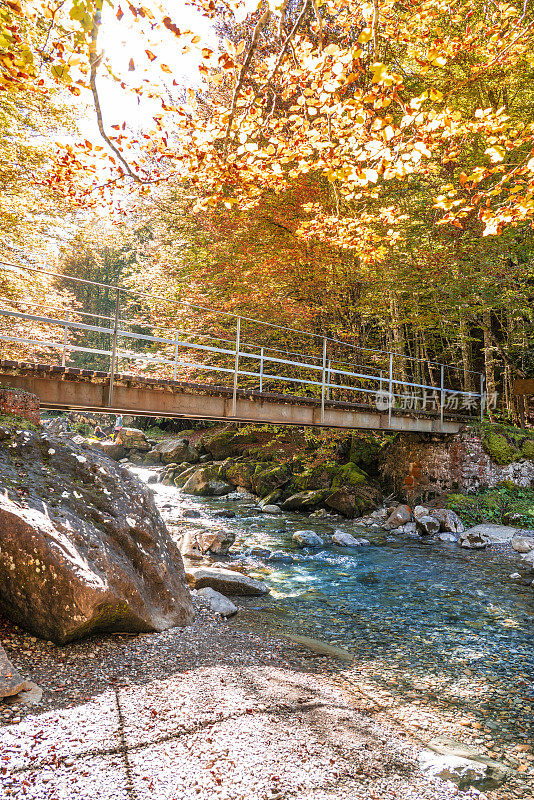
311, 0, 323, 51
89, 16, 145, 183
264, 0, 310, 90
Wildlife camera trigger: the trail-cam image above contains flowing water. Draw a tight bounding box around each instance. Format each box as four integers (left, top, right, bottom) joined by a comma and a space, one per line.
133, 467, 534, 751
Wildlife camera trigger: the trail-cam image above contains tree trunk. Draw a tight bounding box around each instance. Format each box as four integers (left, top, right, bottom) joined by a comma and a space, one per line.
482, 308, 496, 421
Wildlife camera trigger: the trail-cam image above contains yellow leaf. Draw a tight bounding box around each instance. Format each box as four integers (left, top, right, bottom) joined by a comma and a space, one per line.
485, 146, 505, 163
358, 28, 372, 44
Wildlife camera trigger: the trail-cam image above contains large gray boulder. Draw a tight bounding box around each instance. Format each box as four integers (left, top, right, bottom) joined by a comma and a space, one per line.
332, 531, 369, 547
416, 515, 440, 536
462, 523, 517, 543
0, 426, 194, 644
458, 528, 491, 549
94, 439, 126, 460
185, 567, 269, 596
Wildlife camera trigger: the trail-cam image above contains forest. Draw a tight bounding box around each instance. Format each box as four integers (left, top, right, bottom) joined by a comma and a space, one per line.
1, 0, 533, 420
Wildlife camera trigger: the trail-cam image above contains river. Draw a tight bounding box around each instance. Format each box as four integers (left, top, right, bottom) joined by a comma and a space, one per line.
132, 466, 534, 754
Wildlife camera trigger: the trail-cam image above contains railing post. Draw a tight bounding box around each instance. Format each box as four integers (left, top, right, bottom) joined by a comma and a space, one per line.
232, 316, 241, 417
379, 369, 383, 394
480, 373, 485, 421
173, 330, 179, 380
321, 337, 327, 424
108, 288, 120, 407
388, 352, 393, 427
440, 364, 445, 427
61, 311, 70, 367
259, 346, 264, 393
326, 359, 331, 400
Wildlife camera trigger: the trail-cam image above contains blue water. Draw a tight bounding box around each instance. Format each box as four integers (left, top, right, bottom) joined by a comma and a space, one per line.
135, 468, 534, 743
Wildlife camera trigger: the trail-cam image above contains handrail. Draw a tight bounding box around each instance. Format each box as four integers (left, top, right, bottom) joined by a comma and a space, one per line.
0, 260, 486, 422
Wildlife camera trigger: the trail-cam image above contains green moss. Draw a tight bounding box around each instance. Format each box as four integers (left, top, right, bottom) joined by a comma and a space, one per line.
349, 435, 381, 468
481, 431, 520, 465
331, 462, 369, 489
522, 439, 534, 459
0, 413, 39, 431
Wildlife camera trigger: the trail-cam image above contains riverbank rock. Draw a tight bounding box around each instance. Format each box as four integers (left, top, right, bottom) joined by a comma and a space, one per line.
416, 515, 440, 536
185, 567, 269, 596
182, 467, 232, 497
332, 531, 369, 547
251, 464, 291, 498
201, 427, 258, 460
384, 504, 412, 529
432, 508, 464, 533
511, 533, 534, 553
261, 504, 282, 514
458, 528, 491, 549
462, 523, 517, 543
292, 530, 323, 548
146, 437, 199, 465
0, 645, 26, 699
281, 489, 331, 512
0, 425, 194, 644
94, 440, 126, 460
419, 736, 510, 789
116, 427, 150, 452
196, 587, 237, 617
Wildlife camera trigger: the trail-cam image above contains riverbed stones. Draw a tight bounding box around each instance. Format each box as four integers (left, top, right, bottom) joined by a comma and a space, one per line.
332, 531, 370, 547
512, 533, 534, 553
196, 587, 237, 617
292, 530, 323, 547
384, 504, 412, 529
182, 467, 232, 497
0, 645, 26, 699
416, 515, 440, 536
185, 566, 269, 596
179, 529, 235, 558
0, 427, 194, 644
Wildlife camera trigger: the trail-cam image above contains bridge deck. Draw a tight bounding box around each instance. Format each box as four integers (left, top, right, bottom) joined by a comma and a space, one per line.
0, 360, 464, 434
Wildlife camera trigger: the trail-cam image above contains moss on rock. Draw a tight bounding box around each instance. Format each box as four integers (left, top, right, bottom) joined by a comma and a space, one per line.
481, 431, 520, 465
521, 438, 534, 460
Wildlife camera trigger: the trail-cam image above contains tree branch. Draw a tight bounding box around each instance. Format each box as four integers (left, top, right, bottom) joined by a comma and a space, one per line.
223, 8, 271, 159
89, 15, 145, 183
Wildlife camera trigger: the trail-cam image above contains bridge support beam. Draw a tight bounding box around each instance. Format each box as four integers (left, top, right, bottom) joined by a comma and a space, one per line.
0, 362, 464, 435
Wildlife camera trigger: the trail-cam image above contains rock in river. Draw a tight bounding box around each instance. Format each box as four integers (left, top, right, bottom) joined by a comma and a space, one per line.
332, 531, 369, 547
185, 567, 269, 596
458, 528, 491, 549
292, 530, 323, 548
512, 533, 534, 553
0, 425, 193, 644
182, 467, 232, 497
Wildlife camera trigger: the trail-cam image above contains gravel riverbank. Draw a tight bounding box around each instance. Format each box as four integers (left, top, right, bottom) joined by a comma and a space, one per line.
0, 598, 531, 800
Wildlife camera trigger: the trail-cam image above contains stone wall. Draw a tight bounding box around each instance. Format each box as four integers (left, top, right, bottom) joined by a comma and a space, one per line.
379, 429, 534, 501
0, 388, 39, 425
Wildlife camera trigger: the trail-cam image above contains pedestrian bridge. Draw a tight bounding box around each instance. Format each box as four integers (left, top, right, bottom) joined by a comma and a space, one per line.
0, 263, 484, 434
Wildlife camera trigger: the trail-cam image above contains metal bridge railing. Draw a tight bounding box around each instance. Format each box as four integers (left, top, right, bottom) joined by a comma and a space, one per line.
0, 261, 485, 423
